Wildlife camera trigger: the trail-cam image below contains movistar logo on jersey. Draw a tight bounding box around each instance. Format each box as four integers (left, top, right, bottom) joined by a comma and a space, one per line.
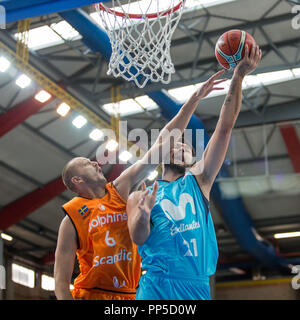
160, 193, 196, 221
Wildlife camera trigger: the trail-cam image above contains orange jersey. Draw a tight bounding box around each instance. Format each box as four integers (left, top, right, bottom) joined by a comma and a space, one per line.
62, 182, 141, 299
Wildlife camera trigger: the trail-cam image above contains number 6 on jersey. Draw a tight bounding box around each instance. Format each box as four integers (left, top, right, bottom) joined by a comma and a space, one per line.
105, 231, 116, 247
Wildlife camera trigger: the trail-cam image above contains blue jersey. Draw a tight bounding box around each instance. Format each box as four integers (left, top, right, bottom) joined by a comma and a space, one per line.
138, 173, 218, 279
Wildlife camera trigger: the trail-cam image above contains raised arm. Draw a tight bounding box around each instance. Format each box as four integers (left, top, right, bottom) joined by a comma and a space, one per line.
114, 70, 227, 200
127, 181, 159, 245
54, 216, 77, 300
191, 44, 262, 200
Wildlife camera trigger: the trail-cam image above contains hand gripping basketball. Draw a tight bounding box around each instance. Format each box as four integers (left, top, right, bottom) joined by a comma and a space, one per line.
215, 29, 258, 71
234, 44, 262, 77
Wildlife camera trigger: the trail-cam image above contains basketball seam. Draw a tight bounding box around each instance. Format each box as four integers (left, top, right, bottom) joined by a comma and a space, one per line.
244, 32, 248, 63
226, 32, 235, 64
216, 44, 230, 69
236, 31, 243, 65
227, 31, 240, 67
235, 31, 245, 65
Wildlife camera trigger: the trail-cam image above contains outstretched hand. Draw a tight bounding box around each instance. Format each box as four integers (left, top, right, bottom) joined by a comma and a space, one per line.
194, 69, 227, 100
138, 181, 159, 219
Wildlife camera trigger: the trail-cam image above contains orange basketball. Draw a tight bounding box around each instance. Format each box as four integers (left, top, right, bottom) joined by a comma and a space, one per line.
215, 30, 256, 70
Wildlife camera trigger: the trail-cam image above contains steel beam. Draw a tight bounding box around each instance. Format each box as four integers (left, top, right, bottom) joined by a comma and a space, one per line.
175, 37, 300, 73
279, 124, 300, 172
172, 13, 294, 48
0, 95, 55, 138
0, 177, 66, 230
204, 99, 300, 132
3, 0, 111, 23
42, 251, 55, 265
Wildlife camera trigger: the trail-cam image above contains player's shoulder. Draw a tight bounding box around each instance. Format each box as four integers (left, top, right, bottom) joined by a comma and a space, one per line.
180, 172, 196, 184
105, 182, 127, 205
63, 195, 88, 209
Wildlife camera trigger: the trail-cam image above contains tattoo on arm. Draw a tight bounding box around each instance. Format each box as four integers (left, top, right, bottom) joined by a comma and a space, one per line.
224, 78, 238, 107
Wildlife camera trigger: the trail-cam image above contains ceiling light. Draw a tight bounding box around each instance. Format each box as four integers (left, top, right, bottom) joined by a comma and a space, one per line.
274, 231, 300, 239
106, 139, 119, 152
1, 233, 13, 241
57, 102, 71, 117
16, 74, 31, 88
0, 56, 11, 72
34, 90, 52, 103
119, 150, 133, 162
89, 129, 104, 141
72, 115, 87, 128
148, 170, 158, 181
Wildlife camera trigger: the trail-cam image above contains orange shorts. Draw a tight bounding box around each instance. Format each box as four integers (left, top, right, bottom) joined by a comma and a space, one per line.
71, 288, 136, 300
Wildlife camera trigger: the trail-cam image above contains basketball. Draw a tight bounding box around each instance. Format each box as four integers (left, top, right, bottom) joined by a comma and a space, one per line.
215, 30, 256, 70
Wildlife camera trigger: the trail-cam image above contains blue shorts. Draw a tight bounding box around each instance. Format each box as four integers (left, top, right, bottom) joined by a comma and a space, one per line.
135, 272, 211, 300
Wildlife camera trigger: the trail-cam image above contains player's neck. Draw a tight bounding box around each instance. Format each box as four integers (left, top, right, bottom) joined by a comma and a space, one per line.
78, 184, 106, 199
162, 167, 184, 182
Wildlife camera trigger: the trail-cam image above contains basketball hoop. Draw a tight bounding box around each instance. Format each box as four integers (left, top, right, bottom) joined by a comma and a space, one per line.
95, 0, 186, 88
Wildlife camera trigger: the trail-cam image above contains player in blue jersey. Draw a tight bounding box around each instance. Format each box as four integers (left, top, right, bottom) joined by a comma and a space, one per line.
126, 44, 262, 300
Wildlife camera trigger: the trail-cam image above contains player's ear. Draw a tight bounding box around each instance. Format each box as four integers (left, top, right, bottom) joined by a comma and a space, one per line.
72, 176, 82, 185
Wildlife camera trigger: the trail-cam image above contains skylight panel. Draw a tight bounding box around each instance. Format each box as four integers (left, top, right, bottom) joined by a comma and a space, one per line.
0, 56, 11, 72
41, 275, 55, 291
168, 68, 300, 101
14, 22, 81, 51
292, 68, 300, 76
51, 21, 80, 40
148, 170, 158, 181
184, 0, 237, 10
134, 95, 157, 111
168, 85, 196, 100
12, 264, 35, 288
242, 75, 260, 88
15, 26, 61, 50
256, 70, 294, 86
102, 99, 142, 116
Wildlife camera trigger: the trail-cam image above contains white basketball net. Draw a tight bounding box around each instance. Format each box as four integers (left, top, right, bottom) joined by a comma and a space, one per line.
95, 0, 186, 88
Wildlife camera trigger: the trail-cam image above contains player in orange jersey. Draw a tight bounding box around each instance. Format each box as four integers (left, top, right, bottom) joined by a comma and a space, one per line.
54, 70, 227, 300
